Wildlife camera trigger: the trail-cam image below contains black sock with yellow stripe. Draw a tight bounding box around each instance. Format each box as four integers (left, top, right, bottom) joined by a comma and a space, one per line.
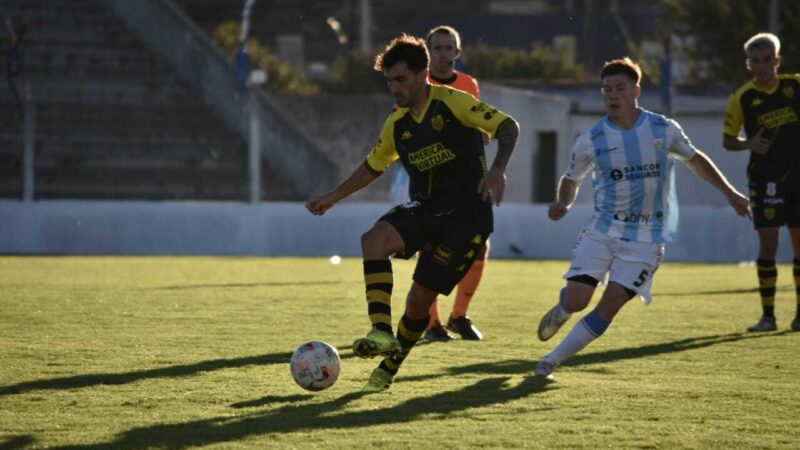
757, 258, 777, 317
379, 313, 428, 376
794, 258, 800, 316
364, 260, 393, 335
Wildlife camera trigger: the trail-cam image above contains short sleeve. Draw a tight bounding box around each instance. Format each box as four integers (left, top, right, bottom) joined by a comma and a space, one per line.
564, 133, 594, 181
364, 116, 399, 174
441, 87, 511, 137
666, 118, 697, 160
723, 91, 744, 137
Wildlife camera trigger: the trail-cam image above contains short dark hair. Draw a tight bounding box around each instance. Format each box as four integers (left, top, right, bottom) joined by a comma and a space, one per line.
600, 57, 641, 85
374, 34, 429, 74
425, 25, 461, 50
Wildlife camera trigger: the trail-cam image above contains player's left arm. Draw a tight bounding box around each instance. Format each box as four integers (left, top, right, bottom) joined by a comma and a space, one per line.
669, 117, 749, 218
480, 117, 519, 205
444, 89, 518, 204
683, 151, 750, 219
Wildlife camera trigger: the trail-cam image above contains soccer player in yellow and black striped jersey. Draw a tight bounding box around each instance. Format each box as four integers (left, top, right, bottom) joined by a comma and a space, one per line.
723, 32, 800, 332
306, 34, 519, 392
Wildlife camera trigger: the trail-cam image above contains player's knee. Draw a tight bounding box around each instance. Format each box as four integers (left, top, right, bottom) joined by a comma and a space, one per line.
596, 282, 635, 319
405, 283, 437, 319
361, 228, 390, 256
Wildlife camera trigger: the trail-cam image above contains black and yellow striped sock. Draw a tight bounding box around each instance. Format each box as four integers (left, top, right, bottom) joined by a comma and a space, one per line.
379, 313, 429, 376
794, 258, 800, 316
757, 258, 777, 317
364, 260, 393, 335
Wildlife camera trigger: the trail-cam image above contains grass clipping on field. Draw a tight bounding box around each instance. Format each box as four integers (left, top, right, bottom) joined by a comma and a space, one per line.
1, 256, 798, 449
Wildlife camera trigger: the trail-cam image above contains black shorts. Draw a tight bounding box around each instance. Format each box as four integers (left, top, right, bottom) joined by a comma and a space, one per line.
379, 202, 491, 295
749, 174, 800, 228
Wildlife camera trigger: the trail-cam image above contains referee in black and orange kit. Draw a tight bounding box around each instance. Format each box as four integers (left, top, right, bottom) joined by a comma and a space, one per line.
723, 32, 800, 333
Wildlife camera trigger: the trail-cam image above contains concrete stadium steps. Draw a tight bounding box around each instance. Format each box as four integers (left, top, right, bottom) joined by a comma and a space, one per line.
24, 42, 165, 80
1, 0, 294, 201
35, 136, 243, 169
28, 79, 193, 106
34, 166, 248, 200
36, 103, 239, 138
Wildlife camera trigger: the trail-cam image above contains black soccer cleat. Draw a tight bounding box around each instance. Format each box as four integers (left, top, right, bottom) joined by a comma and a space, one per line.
446, 315, 483, 340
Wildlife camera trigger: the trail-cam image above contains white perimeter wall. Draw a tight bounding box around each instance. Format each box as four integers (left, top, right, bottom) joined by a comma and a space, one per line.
1, 200, 794, 263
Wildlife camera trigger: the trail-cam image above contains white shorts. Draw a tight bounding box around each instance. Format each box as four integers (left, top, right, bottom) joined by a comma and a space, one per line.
564, 228, 665, 304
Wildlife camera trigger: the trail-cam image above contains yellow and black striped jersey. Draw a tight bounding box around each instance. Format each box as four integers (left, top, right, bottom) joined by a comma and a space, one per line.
365, 84, 509, 216
724, 74, 800, 178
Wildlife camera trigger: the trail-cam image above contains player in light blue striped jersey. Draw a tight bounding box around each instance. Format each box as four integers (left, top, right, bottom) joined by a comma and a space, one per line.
534, 57, 751, 379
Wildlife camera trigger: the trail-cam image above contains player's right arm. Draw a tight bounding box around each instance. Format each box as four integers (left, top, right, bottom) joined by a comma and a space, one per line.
548, 177, 580, 221
722, 88, 769, 154
306, 116, 399, 216
305, 164, 379, 216
549, 134, 592, 221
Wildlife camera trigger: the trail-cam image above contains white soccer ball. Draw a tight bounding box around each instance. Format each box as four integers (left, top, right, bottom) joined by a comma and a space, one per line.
290, 341, 340, 391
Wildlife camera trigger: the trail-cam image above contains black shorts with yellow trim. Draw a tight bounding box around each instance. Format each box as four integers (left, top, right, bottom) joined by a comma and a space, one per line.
749, 173, 800, 228
378, 201, 491, 295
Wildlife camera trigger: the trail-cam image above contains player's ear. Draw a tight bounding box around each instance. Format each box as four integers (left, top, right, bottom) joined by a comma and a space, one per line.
418, 67, 429, 80
775, 54, 781, 68
745, 58, 752, 71
634, 83, 641, 98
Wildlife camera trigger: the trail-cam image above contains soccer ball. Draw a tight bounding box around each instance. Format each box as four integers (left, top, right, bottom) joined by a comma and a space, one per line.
290, 341, 340, 391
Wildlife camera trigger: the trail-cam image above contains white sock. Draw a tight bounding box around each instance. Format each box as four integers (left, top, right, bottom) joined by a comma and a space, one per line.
544, 320, 597, 365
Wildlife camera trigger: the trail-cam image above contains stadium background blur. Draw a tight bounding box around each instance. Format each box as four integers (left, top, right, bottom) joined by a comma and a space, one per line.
1, 0, 798, 260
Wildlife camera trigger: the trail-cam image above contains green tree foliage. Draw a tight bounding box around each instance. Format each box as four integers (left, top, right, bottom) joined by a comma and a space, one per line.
661, 0, 800, 88
464, 44, 585, 81
326, 51, 388, 93
325, 43, 586, 94
213, 21, 319, 95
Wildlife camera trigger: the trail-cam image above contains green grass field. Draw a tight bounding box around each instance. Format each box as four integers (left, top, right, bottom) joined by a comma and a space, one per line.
1, 256, 799, 449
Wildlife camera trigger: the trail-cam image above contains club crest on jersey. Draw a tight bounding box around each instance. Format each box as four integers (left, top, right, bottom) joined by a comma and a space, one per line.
401, 130, 413, 140
653, 138, 664, 150
751, 98, 763, 107
431, 114, 444, 131
764, 208, 775, 220
783, 86, 794, 98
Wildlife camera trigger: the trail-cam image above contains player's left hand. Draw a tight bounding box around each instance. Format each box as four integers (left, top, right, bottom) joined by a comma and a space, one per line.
727, 191, 752, 220
478, 167, 506, 206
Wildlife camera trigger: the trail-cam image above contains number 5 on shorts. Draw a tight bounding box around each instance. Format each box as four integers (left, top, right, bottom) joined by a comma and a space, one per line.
632, 269, 649, 287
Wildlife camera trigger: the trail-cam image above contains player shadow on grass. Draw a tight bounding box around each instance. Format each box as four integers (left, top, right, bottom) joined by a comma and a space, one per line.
657, 284, 794, 297
400, 330, 795, 383
152, 281, 349, 290
0, 352, 286, 396
16, 332, 792, 449
0, 434, 35, 450
0, 344, 364, 397
48, 376, 555, 450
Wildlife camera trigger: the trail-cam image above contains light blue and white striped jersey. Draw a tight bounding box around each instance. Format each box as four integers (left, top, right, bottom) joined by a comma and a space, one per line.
565, 108, 697, 243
